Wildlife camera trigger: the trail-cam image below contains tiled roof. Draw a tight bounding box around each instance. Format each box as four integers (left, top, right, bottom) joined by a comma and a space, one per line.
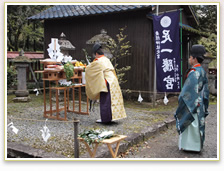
28, 5, 152, 20
7, 52, 44, 59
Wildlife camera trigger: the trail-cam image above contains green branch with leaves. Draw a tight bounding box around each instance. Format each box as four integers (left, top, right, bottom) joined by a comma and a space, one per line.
107, 26, 132, 86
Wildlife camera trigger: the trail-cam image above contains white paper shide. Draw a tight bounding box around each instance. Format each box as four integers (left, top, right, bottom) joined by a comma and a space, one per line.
8, 122, 19, 134
47, 38, 64, 62
40, 119, 51, 142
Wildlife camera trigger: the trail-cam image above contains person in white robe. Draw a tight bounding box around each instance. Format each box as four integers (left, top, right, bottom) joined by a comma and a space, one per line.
85, 43, 127, 123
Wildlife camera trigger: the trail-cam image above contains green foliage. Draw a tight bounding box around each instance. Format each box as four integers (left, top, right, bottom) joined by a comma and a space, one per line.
78, 129, 114, 145
63, 62, 74, 80
116, 65, 131, 85
197, 33, 217, 68
107, 26, 132, 85
209, 94, 217, 104
7, 5, 52, 51
82, 48, 92, 64
7, 65, 17, 89
191, 5, 217, 68
192, 5, 217, 34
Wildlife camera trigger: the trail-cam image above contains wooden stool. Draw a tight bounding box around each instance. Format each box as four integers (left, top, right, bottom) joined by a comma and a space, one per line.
78, 135, 127, 158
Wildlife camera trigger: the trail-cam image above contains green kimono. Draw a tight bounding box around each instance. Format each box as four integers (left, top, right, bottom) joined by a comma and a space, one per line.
174, 64, 209, 152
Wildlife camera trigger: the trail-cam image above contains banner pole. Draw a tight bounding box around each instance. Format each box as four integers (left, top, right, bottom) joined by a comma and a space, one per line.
153, 5, 159, 107
180, 9, 183, 89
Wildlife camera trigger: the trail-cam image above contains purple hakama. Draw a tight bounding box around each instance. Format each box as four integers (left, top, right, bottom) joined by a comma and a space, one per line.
100, 82, 112, 122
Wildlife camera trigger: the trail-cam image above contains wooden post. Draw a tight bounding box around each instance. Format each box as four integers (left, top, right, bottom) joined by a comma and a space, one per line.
43, 80, 46, 117
49, 81, 52, 116
56, 88, 59, 119
73, 87, 75, 111
74, 118, 80, 158
56, 81, 59, 120
64, 88, 67, 120
67, 87, 69, 110
79, 87, 81, 113
153, 5, 159, 107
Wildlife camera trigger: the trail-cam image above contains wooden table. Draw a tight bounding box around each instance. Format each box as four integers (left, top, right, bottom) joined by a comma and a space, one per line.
78, 135, 127, 158
35, 61, 89, 121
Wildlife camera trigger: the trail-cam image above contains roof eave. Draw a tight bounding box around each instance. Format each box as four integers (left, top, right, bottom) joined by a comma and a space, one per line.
181, 25, 209, 37
27, 5, 152, 21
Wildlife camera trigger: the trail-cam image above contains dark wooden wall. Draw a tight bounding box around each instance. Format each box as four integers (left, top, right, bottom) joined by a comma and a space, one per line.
44, 9, 154, 94
43, 5, 194, 100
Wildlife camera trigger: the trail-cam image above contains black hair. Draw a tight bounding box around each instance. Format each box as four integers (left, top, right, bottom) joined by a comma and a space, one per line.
95, 48, 104, 55
190, 44, 206, 64
196, 57, 203, 64
192, 56, 203, 64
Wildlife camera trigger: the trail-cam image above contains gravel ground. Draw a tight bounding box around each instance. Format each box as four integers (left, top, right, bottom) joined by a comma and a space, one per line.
6, 93, 189, 158
118, 104, 217, 159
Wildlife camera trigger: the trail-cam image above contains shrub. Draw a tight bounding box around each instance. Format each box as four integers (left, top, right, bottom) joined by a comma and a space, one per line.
107, 26, 132, 86
7, 65, 17, 89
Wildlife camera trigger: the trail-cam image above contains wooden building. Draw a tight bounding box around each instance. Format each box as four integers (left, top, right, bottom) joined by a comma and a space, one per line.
28, 5, 208, 100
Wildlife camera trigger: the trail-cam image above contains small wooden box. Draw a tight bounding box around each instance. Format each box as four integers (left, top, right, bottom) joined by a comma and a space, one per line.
48, 72, 59, 79
73, 70, 79, 78
59, 72, 68, 79
72, 69, 82, 78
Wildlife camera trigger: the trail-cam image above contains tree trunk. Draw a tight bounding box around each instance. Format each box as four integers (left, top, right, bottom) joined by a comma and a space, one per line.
33, 22, 36, 51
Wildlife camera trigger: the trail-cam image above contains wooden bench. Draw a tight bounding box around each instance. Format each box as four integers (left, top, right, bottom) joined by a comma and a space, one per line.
78, 135, 127, 158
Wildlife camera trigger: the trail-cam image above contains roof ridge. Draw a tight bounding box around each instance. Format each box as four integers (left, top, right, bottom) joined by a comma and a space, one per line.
28, 5, 152, 20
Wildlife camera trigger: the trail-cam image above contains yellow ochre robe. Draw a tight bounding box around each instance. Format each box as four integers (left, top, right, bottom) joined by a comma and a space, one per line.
85, 56, 126, 121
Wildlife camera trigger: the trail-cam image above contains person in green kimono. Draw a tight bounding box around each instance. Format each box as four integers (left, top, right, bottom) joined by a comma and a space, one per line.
174, 44, 209, 152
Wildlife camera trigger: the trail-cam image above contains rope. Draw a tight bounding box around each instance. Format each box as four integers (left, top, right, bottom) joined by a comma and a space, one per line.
7, 86, 84, 92
8, 87, 180, 95
8, 116, 79, 123
121, 89, 180, 94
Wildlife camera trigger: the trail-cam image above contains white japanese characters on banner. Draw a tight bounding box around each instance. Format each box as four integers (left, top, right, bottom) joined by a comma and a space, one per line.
153, 11, 181, 92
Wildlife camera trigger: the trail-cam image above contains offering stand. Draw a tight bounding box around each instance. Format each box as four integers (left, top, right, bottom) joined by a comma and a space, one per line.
78, 135, 127, 158
35, 60, 89, 121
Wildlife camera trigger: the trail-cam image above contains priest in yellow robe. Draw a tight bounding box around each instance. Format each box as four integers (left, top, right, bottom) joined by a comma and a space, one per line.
85, 43, 127, 123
